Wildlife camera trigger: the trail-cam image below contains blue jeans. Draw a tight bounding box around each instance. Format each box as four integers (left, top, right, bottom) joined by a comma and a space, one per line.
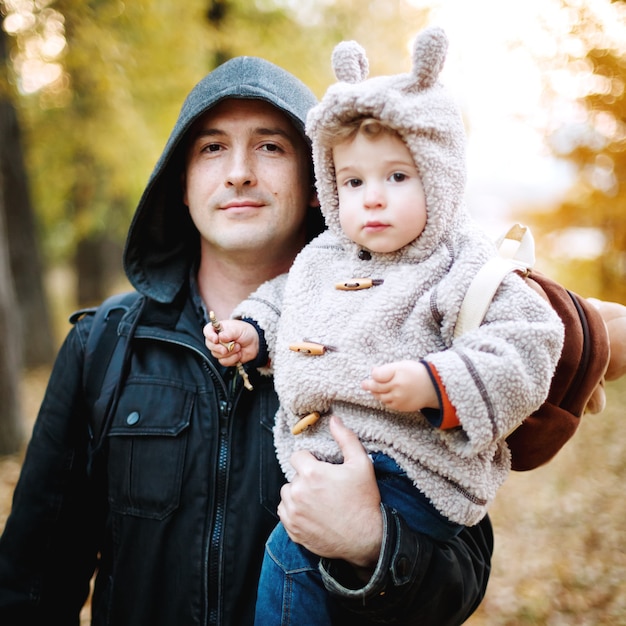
253, 453, 463, 625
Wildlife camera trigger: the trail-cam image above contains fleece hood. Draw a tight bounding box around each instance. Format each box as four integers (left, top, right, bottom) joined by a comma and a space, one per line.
123, 56, 320, 303
306, 26, 469, 262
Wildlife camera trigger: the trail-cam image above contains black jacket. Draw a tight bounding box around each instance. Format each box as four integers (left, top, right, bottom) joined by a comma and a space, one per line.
0, 290, 492, 625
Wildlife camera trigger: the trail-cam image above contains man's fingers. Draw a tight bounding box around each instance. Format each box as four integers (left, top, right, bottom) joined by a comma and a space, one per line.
328, 415, 368, 464
288, 449, 319, 475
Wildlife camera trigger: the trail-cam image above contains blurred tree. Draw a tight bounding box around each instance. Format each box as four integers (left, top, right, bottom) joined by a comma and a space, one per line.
3, 0, 215, 307
0, 22, 54, 366
0, 130, 23, 455
200, 0, 430, 98
530, 0, 626, 302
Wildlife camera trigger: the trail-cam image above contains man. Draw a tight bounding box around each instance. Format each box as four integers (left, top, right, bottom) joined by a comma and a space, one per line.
0, 56, 493, 625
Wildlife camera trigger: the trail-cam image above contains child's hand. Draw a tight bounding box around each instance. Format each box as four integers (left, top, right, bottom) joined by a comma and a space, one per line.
585, 298, 626, 414
361, 361, 438, 412
203, 319, 260, 367
588, 298, 626, 381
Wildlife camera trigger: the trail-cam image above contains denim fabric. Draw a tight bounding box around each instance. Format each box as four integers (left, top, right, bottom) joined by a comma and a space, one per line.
254, 453, 464, 625
254, 522, 339, 626
370, 452, 463, 541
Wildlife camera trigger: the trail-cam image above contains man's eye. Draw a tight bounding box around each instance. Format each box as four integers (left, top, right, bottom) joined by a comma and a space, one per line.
261, 143, 282, 153
201, 143, 222, 153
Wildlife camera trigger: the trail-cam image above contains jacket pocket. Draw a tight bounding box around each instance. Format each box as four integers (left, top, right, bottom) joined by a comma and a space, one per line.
106, 381, 193, 520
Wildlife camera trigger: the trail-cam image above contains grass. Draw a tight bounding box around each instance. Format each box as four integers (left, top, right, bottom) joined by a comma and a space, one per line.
1, 369, 625, 624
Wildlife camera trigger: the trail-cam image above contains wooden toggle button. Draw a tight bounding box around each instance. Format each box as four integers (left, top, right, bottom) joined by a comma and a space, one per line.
292, 411, 320, 435
335, 278, 384, 291
289, 341, 327, 355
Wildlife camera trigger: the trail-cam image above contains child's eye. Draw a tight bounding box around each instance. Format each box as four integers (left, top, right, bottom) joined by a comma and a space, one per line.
347, 178, 362, 188
391, 172, 407, 182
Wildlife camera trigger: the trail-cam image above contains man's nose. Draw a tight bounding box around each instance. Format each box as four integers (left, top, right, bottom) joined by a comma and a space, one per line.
226, 150, 256, 187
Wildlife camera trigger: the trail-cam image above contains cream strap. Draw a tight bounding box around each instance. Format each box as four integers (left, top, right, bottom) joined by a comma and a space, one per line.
454, 224, 536, 338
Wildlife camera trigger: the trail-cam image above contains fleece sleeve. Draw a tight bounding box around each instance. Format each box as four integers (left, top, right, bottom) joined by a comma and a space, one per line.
232, 272, 289, 375
426, 270, 564, 453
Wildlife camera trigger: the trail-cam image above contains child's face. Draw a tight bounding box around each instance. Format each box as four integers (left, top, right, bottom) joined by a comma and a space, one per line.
333, 131, 426, 253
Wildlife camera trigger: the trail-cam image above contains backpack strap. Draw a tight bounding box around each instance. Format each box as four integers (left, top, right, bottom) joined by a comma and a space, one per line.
454, 224, 535, 338
73, 291, 142, 445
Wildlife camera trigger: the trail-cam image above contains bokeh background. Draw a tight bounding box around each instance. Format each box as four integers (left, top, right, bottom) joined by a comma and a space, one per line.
0, 1, 625, 623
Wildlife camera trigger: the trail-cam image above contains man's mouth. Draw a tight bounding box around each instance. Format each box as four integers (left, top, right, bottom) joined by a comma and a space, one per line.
220, 199, 265, 215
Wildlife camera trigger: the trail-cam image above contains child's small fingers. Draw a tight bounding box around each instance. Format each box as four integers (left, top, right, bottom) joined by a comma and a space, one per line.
362, 377, 387, 395
219, 354, 242, 367
207, 342, 227, 356
369, 364, 394, 384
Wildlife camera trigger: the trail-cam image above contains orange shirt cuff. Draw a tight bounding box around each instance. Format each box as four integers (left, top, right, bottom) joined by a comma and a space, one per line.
428, 364, 461, 430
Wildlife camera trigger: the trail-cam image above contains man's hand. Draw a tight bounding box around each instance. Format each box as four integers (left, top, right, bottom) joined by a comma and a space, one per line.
277, 416, 383, 570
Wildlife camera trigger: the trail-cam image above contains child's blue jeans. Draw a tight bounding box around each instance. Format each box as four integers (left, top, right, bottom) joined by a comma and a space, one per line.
253, 452, 463, 625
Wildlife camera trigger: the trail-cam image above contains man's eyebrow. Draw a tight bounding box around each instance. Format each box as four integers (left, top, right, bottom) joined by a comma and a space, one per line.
191, 126, 296, 142
254, 127, 294, 140
191, 128, 225, 141
247, 127, 298, 146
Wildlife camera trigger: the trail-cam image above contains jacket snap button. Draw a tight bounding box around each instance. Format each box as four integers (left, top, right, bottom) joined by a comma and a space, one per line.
358, 249, 372, 260
126, 411, 140, 426
395, 556, 410, 577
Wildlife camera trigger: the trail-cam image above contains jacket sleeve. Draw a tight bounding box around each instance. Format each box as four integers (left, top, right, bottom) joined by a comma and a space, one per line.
320, 505, 493, 625
0, 318, 101, 624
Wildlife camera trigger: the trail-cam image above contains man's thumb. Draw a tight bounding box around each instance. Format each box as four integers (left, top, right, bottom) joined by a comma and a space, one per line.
329, 415, 367, 462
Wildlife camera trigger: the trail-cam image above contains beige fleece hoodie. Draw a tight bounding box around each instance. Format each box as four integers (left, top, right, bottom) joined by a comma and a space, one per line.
234, 27, 564, 526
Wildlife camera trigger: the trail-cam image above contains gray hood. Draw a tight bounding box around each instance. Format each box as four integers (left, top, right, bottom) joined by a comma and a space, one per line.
123, 56, 321, 303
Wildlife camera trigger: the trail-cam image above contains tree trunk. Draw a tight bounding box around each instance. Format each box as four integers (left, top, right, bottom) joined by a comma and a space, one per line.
76, 234, 124, 307
0, 165, 24, 455
0, 26, 55, 367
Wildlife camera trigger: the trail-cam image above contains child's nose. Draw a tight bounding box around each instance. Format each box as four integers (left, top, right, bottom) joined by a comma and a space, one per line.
363, 183, 385, 209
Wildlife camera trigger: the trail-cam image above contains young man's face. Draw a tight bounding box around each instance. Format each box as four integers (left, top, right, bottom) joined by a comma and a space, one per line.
334, 131, 426, 253
183, 99, 315, 268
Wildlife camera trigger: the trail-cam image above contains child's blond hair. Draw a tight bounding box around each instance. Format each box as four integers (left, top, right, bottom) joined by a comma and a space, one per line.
318, 116, 398, 149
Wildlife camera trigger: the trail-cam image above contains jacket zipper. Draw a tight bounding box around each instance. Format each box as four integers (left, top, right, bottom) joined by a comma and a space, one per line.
206, 369, 240, 626
131, 330, 241, 626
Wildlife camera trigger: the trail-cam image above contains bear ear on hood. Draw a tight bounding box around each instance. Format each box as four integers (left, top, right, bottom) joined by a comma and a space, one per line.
331, 40, 369, 84
410, 26, 448, 92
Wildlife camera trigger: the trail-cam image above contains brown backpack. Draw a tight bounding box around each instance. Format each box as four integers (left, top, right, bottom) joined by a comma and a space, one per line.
456, 225, 610, 471
506, 272, 609, 470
